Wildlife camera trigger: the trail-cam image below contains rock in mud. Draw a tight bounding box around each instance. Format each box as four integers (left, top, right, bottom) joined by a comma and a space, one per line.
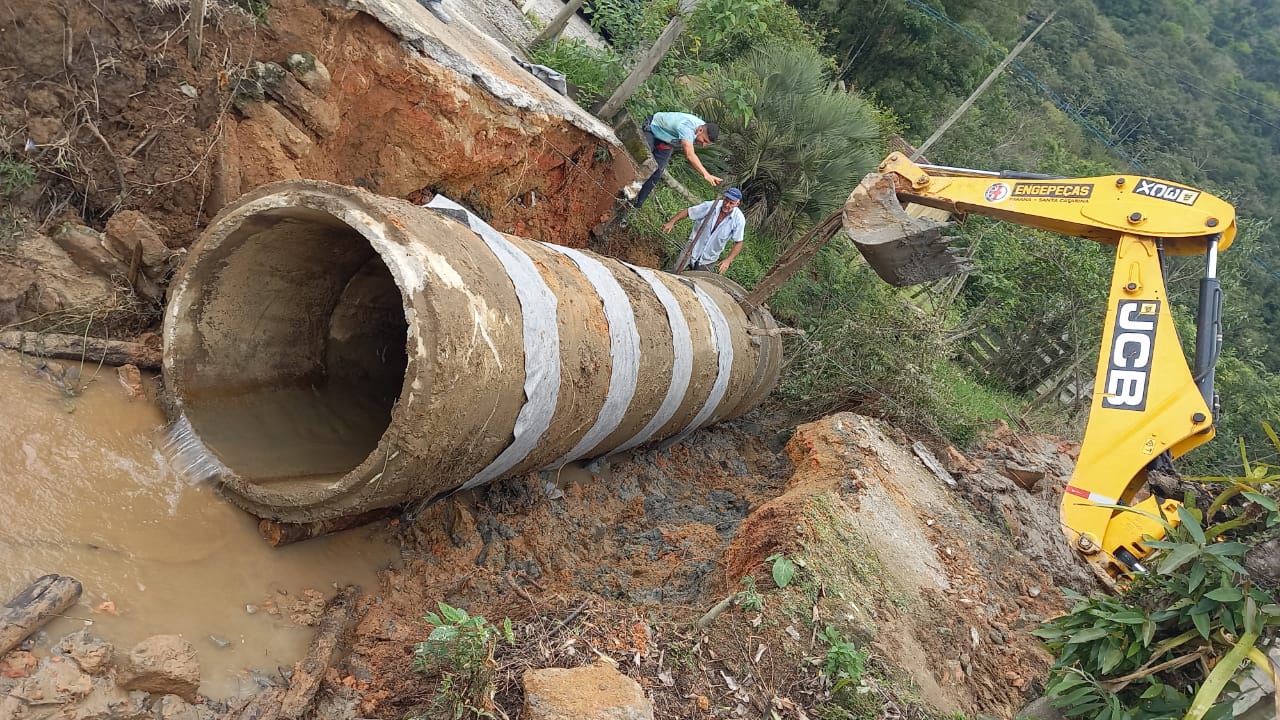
51, 224, 127, 279
116, 635, 200, 703
55, 630, 113, 675
117, 364, 145, 399
104, 211, 172, 269
157, 693, 208, 720
0, 650, 37, 679
11, 656, 92, 705
66, 677, 151, 720
235, 101, 315, 160
265, 73, 339, 138
522, 664, 653, 720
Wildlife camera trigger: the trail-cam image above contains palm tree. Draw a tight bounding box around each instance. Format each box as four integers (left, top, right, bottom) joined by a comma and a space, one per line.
694, 43, 883, 237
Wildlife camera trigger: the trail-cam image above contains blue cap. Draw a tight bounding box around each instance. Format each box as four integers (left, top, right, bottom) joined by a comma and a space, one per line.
724, 188, 743, 201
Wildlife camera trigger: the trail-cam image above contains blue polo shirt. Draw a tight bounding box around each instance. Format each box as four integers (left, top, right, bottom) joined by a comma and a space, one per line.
650, 112, 705, 144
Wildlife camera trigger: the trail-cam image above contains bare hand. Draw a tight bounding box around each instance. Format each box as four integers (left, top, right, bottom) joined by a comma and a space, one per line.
717, 259, 731, 274
662, 222, 675, 233
705, 173, 724, 185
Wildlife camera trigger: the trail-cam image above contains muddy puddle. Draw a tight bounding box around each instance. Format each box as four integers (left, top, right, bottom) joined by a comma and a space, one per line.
0, 350, 399, 699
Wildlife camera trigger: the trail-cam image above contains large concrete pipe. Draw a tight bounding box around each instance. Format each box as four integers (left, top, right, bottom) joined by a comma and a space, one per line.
163, 181, 782, 522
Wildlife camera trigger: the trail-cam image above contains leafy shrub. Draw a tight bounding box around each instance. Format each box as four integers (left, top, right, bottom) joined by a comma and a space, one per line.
581, 0, 671, 55
818, 625, 868, 688
1033, 480, 1280, 720
0, 158, 36, 196
692, 43, 882, 236
681, 0, 814, 66
414, 602, 514, 719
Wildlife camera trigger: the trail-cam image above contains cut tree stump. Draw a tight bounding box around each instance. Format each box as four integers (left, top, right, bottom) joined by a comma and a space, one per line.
0, 574, 83, 656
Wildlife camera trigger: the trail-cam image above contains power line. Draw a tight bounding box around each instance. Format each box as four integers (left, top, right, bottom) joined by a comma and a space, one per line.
895, 0, 1146, 170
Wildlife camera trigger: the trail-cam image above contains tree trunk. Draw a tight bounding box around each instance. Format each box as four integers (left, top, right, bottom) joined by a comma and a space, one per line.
0, 575, 83, 656
277, 585, 362, 720
529, 0, 584, 48
258, 510, 391, 547
0, 331, 161, 369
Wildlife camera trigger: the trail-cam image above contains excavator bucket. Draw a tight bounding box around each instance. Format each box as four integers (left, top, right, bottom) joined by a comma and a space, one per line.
843, 173, 974, 286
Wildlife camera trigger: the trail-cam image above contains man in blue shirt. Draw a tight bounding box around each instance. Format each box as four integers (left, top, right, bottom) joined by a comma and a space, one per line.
662, 188, 746, 273
633, 111, 723, 208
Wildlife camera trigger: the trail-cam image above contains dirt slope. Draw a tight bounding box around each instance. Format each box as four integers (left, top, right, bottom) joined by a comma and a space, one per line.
345, 413, 1083, 719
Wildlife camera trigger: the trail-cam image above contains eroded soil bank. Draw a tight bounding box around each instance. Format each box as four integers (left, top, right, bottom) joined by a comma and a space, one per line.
0, 0, 633, 334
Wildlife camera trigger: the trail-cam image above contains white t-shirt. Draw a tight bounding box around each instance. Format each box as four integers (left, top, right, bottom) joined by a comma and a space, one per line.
686, 200, 745, 267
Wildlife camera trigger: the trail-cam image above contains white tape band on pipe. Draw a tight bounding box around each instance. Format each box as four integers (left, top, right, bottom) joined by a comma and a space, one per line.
615, 265, 695, 452
425, 196, 561, 490
674, 283, 734, 444
541, 244, 641, 466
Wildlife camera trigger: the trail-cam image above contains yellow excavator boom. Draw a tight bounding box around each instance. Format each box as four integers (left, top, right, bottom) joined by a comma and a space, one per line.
846, 153, 1236, 583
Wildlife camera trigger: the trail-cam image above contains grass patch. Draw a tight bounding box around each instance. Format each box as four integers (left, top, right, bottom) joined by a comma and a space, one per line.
529, 39, 624, 106
0, 158, 36, 196
930, 360, 1021, 447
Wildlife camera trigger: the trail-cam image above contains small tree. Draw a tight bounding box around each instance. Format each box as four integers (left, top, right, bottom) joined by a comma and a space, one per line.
693, 43, 883, 237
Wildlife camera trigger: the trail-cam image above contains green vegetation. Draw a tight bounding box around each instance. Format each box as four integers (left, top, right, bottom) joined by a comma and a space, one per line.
820, 625, 869, 688
528, 39, 624, 106
231, 0, 270, 24
1033, 426, 1280, 718
413, 602, 514, 720
766, 552, 798, 588
691, 43, 882, 236
735, 575, 764, 611
0, 157, 36, 196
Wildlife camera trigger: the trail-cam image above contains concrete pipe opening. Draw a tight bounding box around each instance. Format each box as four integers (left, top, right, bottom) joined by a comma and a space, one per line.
164, 181, 783, 523
166, 204, 408, 488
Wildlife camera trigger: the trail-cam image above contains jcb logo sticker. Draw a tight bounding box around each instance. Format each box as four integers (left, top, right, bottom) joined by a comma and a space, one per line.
1102, 300, 1160, 411
1133, 178, 1200, 206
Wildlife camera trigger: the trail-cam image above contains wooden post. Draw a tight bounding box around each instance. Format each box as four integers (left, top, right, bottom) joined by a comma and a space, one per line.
258, 509, 392, 547
278, 585, 362, 720
594, 4, 694, 120
187, 0, 206, 67
911, 11, 1055, 160
594, 16, 684, 120
741, 210, 844, 308
530, 0, 584, 48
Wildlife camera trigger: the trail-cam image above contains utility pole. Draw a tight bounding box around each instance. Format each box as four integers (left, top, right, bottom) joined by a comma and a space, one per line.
530, 0, 584, 48
911, 11, 1056, 161
593, 0, 700, 120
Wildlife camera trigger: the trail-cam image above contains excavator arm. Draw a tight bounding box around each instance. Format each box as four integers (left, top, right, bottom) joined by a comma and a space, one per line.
847, 153, 1236, 583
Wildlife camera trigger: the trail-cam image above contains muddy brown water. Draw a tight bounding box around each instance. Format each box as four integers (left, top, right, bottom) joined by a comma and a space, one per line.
0, 350, 398, 699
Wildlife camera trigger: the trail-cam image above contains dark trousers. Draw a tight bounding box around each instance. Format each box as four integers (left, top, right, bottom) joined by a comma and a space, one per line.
634, 118, 674, 208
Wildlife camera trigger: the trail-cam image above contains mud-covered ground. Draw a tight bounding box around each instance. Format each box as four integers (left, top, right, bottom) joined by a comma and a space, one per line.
337, 412, 1087, 719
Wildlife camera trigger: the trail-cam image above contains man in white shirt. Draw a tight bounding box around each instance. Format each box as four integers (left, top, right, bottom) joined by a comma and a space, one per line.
662, 188, 746, 273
